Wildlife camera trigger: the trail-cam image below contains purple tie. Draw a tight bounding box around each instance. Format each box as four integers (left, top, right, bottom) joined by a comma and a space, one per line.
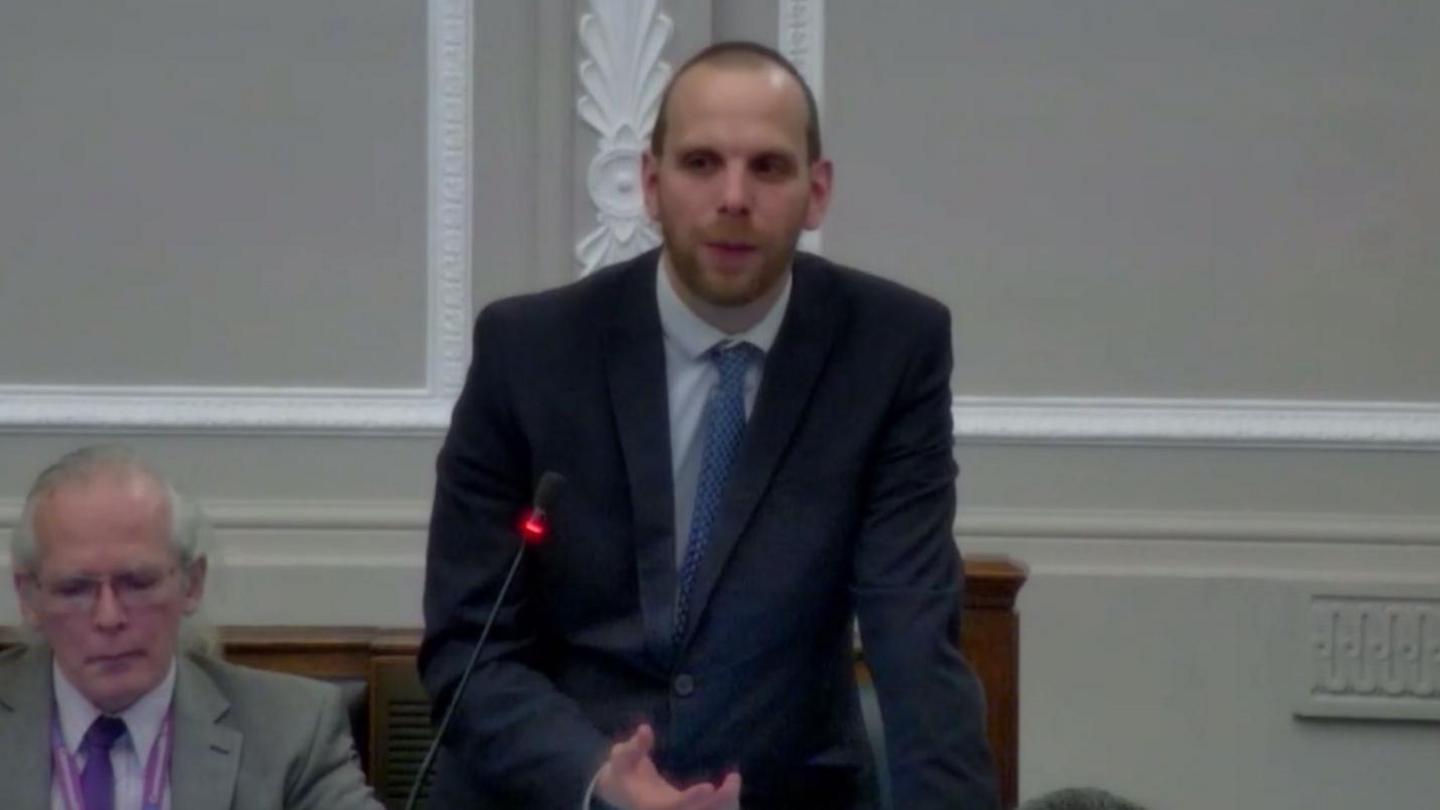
79, 715, 127, 810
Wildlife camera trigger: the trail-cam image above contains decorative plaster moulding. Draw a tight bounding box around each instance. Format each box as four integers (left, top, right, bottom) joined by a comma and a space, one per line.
779, 0, 824, 254
1296, 586, 1440, 722
0, 0, 473, 436
954, 397, 1440, 450
575, 0, 672, 275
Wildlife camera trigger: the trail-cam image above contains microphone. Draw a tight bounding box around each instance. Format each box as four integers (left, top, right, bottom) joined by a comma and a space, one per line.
405, 471, 566, 810
520, 470, 565, 544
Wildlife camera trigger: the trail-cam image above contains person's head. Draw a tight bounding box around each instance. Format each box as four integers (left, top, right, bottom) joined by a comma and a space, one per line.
644, 41, 833, 331
1020, 787, 1150, 810
11, 445, 210, 713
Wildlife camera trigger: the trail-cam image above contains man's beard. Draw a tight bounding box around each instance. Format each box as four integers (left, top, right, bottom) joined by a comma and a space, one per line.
661, 223, 797, 309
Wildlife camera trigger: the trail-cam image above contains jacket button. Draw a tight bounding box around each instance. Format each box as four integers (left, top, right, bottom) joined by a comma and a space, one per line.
673, 673, 695, 697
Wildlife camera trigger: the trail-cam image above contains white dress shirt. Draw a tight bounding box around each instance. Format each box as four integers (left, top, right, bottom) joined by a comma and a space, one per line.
52, 659, 175, 810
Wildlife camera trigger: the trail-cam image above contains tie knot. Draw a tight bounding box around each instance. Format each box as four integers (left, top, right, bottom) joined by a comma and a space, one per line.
710, 341, 760, 381
81, 715, 128, 755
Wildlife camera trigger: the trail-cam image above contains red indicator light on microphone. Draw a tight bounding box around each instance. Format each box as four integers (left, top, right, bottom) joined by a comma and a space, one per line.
519, 512, 547, 545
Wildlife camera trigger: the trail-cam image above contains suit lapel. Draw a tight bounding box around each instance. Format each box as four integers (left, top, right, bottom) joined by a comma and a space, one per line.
679, 257, 844, 648
171, 656, 242, 810
602, 251, 681, 665
0, 646, 57, 809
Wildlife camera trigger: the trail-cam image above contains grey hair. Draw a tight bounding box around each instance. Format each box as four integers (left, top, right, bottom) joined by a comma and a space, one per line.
10, 443, 220, 657
1020, 788, 1150, 810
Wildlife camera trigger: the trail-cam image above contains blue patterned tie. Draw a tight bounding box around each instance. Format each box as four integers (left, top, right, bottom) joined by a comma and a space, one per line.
79, 715, 127, 810
674, 341, 761, 647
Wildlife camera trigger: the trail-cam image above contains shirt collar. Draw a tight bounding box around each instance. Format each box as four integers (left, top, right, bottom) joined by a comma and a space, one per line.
656, 254, 792, 361
54, 656, 176, 759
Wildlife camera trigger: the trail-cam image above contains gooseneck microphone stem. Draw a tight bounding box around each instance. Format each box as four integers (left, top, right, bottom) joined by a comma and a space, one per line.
403, 544, 525, 810
404, 471, 565, 810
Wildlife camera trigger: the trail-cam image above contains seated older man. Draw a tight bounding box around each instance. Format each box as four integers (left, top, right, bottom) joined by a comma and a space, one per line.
1, 444, 382, 810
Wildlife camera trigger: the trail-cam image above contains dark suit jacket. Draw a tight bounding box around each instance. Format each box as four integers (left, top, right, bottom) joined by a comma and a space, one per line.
420, 250, 998, 809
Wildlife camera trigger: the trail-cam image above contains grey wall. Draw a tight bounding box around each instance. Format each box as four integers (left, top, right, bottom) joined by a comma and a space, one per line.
825, 0, 1440, 400
811, 4, 1440, 808
0, 0, 428, 387
814, 4, 1440, 807
1, 2, 1436, 808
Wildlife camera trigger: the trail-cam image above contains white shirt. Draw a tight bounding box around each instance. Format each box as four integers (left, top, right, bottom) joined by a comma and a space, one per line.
656, 257, 792, 564
52, 659, 174, 810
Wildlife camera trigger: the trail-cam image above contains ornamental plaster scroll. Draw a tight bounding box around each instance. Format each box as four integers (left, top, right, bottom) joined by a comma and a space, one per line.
575, 0, 673, 275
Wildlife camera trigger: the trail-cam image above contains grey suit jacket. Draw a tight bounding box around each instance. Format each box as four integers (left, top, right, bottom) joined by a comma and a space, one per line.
0, 644, 382, 810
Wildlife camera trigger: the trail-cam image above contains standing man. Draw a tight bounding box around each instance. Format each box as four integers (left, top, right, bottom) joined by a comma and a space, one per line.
1, 445, 382, 810
422, 41, 998, 810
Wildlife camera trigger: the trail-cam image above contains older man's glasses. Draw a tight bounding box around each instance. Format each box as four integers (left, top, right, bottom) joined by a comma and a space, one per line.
28, 567, 181, 615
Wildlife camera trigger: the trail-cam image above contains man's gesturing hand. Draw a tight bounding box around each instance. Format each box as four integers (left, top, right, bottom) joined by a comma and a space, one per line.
594, 724, 742, 810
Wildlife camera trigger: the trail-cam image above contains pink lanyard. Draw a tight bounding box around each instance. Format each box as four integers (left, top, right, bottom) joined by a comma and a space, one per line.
51, 707, 173, 810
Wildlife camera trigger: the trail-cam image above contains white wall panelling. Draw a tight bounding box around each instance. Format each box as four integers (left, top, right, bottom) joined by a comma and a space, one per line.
0, 0, 473, 436
428, 0, 476, 401
7, 1, 1433, 454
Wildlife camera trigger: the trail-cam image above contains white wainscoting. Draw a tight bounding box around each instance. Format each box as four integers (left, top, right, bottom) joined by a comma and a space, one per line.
5, 498, 1437, 621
